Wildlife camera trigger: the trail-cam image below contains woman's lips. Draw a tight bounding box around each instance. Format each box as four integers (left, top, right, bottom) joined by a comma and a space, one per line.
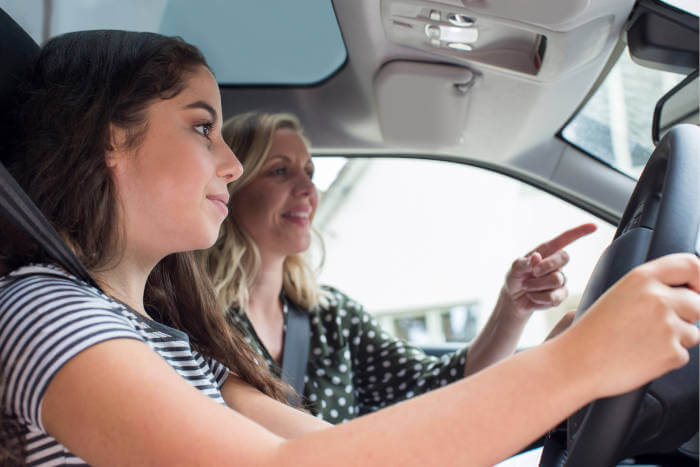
282, 211, 310, 226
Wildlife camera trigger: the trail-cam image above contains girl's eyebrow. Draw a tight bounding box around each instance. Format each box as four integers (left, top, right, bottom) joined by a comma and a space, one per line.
183, 100, 217, 121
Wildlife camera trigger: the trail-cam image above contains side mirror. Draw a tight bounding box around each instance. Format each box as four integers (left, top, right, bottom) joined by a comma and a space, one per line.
652, 69, 698, 145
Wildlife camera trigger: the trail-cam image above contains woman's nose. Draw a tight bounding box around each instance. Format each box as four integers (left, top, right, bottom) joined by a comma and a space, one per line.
293, 174, 316, 196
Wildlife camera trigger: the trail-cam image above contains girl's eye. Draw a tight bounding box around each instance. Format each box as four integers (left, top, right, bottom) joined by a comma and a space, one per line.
194, 122, 213, 138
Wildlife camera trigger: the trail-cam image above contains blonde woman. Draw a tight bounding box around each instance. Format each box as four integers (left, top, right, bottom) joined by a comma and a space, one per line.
204, 112, 598, 423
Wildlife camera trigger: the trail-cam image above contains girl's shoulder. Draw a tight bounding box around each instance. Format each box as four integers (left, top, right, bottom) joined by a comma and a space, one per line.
0, 263, 150, 340
0, 264, 152, 431
0, 263, 111, 309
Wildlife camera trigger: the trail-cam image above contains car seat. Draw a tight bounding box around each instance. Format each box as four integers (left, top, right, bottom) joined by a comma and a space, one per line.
0, 7, 96, 285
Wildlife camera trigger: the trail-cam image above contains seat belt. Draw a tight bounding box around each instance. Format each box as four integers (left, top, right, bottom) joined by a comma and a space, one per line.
0, 161, 99, 289
281, 300, 311, 406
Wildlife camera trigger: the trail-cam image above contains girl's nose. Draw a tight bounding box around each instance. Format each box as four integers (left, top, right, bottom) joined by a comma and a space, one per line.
217, 144, 243, 183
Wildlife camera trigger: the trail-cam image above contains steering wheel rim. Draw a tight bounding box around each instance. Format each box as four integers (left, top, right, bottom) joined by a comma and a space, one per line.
542, 124, 700, 467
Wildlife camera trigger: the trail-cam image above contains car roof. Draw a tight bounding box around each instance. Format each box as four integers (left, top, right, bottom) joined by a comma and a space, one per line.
222, 0, 629, 159
216, 0, 640, 220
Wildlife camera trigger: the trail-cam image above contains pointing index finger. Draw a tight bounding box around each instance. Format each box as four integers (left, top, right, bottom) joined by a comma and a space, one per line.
531, 223, 597, 258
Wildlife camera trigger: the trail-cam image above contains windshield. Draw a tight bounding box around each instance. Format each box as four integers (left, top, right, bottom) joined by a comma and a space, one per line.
0, 0, 347, 85
663, 0, 699, 15
561, 48, 686, 178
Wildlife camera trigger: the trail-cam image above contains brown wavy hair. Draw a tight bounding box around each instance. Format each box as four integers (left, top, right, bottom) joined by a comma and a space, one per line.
0, 404, 25, 465
0, 30, 288, 411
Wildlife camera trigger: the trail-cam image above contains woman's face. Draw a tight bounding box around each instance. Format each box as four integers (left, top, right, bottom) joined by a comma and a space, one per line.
108, 66, 242, 260
231, 128, 318, 260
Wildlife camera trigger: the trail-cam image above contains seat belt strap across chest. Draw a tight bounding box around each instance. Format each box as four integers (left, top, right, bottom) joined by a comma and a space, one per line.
281, 300, 311, 406
0, 161, 99, 289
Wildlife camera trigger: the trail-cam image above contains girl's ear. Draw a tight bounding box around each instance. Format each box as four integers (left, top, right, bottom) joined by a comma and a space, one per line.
105, 124, 128, 168
105, 149, 119, 168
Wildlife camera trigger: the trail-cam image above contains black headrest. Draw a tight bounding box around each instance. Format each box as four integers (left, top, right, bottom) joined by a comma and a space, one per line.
0, 8, 40, 165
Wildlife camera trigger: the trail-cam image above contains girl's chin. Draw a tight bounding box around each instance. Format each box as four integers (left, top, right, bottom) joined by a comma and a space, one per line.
145, 227, 221, 258
185, 232, 221, 252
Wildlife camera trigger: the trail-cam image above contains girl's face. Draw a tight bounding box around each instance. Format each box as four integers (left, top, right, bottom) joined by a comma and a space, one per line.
231, 128, 318, 260
108, 66, 242, 261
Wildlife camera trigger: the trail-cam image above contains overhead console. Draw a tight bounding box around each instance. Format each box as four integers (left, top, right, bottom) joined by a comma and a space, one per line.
380, 0, 619, 80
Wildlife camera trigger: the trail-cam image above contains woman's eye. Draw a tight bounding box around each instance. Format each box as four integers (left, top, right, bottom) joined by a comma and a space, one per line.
194, 122, 213, 138
306, 169, 315, 179
271, 167, 287, 176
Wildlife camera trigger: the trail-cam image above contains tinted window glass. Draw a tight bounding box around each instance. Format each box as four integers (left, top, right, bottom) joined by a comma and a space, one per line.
562, 50, 685, 178
1, 0, 347, 85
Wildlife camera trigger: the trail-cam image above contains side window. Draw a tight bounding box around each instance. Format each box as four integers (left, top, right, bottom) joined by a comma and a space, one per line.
311, 157, 616, 348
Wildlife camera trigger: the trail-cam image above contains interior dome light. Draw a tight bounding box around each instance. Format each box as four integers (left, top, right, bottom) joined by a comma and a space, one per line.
424, 24, 478, 44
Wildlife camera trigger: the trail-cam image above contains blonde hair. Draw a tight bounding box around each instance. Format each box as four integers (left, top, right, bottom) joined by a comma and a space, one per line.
203, 112, 323, 313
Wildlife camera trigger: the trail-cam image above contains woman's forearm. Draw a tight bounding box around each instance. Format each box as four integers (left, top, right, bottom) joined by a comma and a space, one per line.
464, 288, 530, 376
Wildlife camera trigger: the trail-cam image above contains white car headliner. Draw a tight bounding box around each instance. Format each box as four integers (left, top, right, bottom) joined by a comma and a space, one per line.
220, 0, 638, 219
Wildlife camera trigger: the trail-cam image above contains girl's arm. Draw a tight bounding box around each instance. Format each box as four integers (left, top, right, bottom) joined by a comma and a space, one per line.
42, 253, 700, 466
220, 375, 331, 438
284, 252, 700, 466
42, 338, 284, 465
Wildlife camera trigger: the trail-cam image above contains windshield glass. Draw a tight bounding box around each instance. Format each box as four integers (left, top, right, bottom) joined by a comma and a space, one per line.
561, 49, 686, 178
663, 0, 699, 15
1, 0, 347, 85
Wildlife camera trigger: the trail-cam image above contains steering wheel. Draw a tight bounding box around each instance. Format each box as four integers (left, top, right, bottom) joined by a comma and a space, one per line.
540, 124, 700, 467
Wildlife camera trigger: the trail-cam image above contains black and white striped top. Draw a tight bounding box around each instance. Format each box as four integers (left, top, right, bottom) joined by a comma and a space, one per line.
0, 264, 230, 466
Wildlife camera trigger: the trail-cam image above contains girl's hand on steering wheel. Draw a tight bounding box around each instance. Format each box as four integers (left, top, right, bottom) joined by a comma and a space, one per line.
560, 253, 700, 399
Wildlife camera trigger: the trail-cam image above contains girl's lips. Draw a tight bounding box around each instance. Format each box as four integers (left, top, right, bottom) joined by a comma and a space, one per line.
207, 196, 229, 216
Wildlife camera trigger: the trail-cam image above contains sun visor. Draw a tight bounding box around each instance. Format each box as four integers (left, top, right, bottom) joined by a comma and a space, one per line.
374, 61, 476, 147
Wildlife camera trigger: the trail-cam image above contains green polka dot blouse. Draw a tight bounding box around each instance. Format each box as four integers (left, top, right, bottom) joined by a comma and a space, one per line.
228, 286, 468, 424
